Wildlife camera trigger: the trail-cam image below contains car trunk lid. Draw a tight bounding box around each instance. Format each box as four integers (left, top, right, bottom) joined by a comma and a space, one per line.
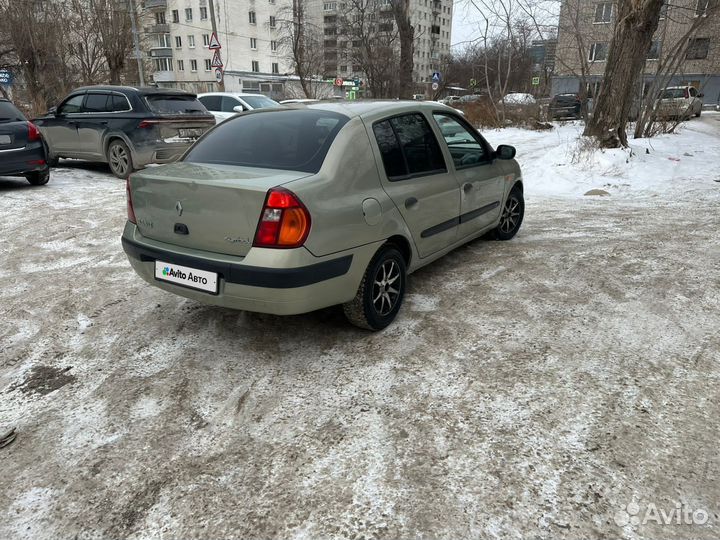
142, 93, 215, 142
130, 162, 312, 257
0, 121, 30, 150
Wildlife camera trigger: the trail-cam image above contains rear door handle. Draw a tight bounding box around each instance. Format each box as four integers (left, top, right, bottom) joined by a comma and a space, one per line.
404, 197, 418, 209
463, 183, 473, 193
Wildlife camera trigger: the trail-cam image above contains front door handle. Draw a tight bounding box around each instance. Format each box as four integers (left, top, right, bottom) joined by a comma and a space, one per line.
463, 183, 473, 193
404, 197, 418, 209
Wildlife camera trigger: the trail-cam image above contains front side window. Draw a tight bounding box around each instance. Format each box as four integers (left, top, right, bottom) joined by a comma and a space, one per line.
221, 96, 241, 112
199, 95, 221, 111
184, 110, 349, 173
59, 94, 85, 114
432, 113, 488, 169
373, 113, 446, 180
594, 2, 613, 23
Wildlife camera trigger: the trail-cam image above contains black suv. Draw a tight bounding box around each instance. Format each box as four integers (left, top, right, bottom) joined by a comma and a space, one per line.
0, 98, 50, 185
34, 86, 215, 178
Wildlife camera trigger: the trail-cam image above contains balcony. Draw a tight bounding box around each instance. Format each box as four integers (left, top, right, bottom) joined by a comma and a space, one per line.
153, 71, 176, 83
147, 23, 170, 33
150, 47, 173, 58
145, 0, 167, 9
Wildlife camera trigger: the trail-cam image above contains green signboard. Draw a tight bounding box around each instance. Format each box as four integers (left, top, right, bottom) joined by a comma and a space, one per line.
532, 76, 540, 86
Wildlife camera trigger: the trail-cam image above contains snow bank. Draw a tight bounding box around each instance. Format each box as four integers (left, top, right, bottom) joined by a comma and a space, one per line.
483, 112, 720, 199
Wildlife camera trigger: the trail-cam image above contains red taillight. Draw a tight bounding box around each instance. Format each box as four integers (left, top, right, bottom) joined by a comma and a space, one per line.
27, 122, 41, 142
138, 120, 153, 129
253, 188, 311, 248
126, 176, 137, 224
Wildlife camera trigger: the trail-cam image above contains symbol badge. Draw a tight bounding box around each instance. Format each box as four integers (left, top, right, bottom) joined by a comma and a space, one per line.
175, 201, 183, 216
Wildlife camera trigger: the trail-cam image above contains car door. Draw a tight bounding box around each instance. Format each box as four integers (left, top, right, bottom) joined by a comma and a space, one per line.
430, 111, 506, 238
37, 93, 84, 155
369, 112, 461, 258
75, 92, 111, 159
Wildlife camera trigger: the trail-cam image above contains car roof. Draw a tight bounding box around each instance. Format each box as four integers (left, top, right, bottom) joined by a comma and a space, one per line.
72, 85, 196, 97
665, 86, 691, 90
198, 92, 268, 97
297, 100, 459, 119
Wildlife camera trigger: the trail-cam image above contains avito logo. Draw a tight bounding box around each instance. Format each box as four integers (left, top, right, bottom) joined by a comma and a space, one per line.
163, 267, 187, 279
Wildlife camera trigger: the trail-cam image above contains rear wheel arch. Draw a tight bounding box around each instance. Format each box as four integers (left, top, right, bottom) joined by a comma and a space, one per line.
385, 235, 412, 267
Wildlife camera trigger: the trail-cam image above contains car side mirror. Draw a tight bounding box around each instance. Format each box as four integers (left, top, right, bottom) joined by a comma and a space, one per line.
48, 106, 58, 116
233, 105, 246, 113
496, 144, 516, 160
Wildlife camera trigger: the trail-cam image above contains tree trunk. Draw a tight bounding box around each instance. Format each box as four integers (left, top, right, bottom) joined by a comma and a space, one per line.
583, 0, 663, 148
393, 0, 413, 100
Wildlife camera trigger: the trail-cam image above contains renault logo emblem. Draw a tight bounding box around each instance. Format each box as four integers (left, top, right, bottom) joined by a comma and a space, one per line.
175, 201, 183, 216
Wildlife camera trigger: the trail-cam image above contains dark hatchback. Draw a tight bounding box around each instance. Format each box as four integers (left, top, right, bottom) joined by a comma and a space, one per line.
34, 86, 215, 178
548, 93, 584, 120
0, 98, 50, 185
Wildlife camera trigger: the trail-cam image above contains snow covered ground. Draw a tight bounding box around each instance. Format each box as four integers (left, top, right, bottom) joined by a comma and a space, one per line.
1, 115, 719, 540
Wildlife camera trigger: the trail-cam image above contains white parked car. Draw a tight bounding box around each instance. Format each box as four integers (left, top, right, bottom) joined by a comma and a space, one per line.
280, 98, 320, 104
501, 93, 536, 106
197, 92, 281, 123
654, 86, 704, 119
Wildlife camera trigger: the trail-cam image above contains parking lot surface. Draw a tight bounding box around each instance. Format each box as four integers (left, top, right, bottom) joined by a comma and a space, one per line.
1, 147, 720, 538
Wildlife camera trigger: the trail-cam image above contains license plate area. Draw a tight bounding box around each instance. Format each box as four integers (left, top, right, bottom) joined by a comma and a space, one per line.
178, 128, 203, 138
154, 260, 218, 294
0, 135, 11, 145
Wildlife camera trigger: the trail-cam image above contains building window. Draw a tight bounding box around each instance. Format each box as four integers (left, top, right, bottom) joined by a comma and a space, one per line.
249, 11, 256, 24
324, 2, 337, 10
204, 59, 212, 71
250, 37, 257, 49
594, 3, 613, 23
695, 0, 713, 16
185, 8, 192, 21
588, 42, 608, 62
156, 33, 171, 48
153, 58, 172, 71
171, 9, 179, 23
269, 16, 276, 28
252, 60, 260, 72
155, 12, 166, 24
190, 59, 198, 72
340, 65, 347, 72
272, 62, 279, 74
175, 36, 182, 48
270, 40, 278, 51
686, 37, 709, 59
188, 35, 195, 48
647, 40, 661, 60
177, 59, 184, 71
200, 6, 208, 20
203, 34, 210, 47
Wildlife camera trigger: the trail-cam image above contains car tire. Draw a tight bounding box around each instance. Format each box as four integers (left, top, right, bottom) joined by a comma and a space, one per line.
492, 185, 524, 241
695, 109, 702, 118
107, 139, 134, 179
25, 169, 50, 186
343, 245, 406, 331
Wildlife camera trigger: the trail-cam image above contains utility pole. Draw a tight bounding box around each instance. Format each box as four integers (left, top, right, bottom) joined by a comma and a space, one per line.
207, 0, 225, 91
128, 0, 145, 86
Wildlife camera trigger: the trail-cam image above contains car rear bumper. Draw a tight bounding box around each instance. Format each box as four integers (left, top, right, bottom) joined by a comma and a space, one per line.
132, 141, 196, 168
0, 142, 47, 176
121, 222, 379, 315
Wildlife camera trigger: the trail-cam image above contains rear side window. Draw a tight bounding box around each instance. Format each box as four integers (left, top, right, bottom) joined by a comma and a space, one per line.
373, 113, 446, 180
83, 93, 111, 113
184, 109, 349, 173
145, 94, 207, 114
198, 95, 221, 111
111, 94, 131, 112
0, 101, 25, 122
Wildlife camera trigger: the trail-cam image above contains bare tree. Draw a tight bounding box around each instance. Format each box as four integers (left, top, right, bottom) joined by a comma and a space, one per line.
67, 0, 108, 85
88, 0, 134, 85
583, 0, 664, 148
390, 0, 414, 99
277, 0, 326, 98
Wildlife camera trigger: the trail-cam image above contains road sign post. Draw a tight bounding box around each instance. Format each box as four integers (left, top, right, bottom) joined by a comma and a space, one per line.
215, 68, 223, 84
211, 50, 224, 68
208, 32, 221, 50
532, 76, 540, 86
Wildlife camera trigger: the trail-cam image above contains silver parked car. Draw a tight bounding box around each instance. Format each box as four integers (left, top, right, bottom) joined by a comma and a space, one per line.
122, 101, 524, 330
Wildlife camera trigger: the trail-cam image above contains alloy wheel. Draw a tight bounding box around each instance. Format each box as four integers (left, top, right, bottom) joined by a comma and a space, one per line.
500, 195, 521, 234
372, 260, 401, 316
110, 144, 129, 177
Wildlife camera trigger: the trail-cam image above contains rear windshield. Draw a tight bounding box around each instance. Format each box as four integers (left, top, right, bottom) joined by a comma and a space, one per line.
0, 101, 26, 123
145, 94, 208, 115
242, 96, 280, 109
184, 109, 349, 173
661, 88, 686, 99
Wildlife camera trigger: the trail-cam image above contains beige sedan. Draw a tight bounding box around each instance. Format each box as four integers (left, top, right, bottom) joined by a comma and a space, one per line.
122, 101, 524, 330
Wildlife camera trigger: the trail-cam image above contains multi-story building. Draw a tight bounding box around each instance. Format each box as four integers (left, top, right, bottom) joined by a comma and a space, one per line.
142, 0, 453, 97
552, 0, 720, 103
142, 0, 292, 95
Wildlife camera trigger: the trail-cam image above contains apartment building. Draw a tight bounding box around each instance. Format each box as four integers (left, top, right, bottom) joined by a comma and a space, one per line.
143, 0, 292, 94
311, 0, 453, 93
552, 0, 720, 104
